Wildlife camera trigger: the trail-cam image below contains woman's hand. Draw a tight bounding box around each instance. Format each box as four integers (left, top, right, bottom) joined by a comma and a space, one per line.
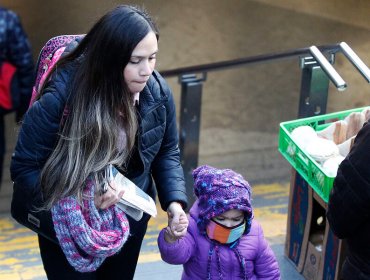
166, 202, 189, 240
164, 227, 179, 244
94, 181, 125, 210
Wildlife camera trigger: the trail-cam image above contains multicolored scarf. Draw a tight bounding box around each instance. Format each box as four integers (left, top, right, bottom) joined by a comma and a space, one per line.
51, 179, 130, 272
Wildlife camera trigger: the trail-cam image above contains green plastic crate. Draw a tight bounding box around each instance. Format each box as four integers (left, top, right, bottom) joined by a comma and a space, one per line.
278, 106, 369, 203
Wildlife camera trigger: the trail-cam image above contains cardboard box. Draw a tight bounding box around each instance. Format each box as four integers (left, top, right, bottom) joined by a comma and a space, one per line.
303, 241, 322, 280
285, 170, 312, 272
285, 170, 347, 279
318, 222, 347, 280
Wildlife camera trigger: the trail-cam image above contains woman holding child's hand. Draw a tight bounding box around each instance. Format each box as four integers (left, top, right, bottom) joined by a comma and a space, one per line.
166, 202, 189, 242
10, 5, 188, 279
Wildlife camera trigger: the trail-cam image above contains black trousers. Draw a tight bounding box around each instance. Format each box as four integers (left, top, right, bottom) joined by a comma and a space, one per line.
39, 214, 150, 280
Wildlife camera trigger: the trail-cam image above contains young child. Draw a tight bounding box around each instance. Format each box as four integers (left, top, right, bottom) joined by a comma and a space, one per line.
158, 165, 281, 280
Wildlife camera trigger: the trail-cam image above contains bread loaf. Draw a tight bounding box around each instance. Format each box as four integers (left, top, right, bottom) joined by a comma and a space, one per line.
317, 120, 347, 144
362, 107, 370, 122
345, 112, 365, 139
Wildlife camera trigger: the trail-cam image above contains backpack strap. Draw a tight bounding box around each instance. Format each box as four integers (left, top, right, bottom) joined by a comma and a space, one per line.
30, 34, 84, 107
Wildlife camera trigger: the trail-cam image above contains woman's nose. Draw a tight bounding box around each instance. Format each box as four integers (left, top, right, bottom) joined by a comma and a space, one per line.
140, 60, 152, 76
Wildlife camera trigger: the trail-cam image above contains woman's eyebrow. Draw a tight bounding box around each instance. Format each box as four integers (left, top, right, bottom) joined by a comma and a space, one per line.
131, 50, 158, 59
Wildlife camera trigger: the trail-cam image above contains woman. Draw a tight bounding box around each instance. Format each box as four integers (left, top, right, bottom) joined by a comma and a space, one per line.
10, 5, 188, 279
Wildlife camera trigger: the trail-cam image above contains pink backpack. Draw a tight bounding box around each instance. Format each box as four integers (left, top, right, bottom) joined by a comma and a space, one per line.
30, 34, 84, 106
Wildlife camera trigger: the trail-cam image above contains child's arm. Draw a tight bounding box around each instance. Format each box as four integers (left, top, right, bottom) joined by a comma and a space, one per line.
163, 227, 180, 243
253, 221, 281, 280
157, 217, 196, 264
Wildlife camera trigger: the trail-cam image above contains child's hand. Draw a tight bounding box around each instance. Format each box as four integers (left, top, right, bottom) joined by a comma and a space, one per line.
164, 227, 180, 243
167, 202, 189, 238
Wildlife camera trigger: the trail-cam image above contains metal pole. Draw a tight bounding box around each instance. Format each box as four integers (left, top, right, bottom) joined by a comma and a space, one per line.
178, 73, 206, 207
298, 57, 330, 118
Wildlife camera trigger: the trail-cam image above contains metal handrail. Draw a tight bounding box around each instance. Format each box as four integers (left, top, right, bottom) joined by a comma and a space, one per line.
160, 42, 370, 89
309, 46, 346, 91
160, 44, 340, 77
165, 41, 370, 206
340, 42, 370, 83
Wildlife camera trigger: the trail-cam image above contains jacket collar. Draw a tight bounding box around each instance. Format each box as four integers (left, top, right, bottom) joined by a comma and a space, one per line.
137, 70, 169, 115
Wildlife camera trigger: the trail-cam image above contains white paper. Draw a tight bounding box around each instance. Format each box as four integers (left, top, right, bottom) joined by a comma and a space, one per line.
107, 166, 157, 220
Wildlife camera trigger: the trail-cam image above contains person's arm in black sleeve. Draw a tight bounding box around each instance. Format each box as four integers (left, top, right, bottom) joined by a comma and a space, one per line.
6, 10, 34, 122
151, 73, 188, 212
10, 65, 71, 242
327, 121, 370, 238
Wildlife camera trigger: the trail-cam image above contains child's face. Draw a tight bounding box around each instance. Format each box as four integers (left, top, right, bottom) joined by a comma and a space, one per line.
212, 209, 244, 228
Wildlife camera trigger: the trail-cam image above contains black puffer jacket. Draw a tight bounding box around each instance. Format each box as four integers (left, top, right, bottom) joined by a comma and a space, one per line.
0, 7, 34, 117
10, 59, 188, 241
327, 121, 370, 278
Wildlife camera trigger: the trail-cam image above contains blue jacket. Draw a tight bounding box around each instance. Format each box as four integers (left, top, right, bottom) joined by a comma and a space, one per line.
10, 58, 188, 240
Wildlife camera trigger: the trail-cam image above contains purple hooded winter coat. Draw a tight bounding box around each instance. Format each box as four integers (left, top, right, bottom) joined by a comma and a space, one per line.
158, 201, 281, 280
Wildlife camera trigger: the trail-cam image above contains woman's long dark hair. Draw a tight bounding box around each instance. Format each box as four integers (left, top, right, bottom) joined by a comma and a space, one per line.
40, 5, 159, 209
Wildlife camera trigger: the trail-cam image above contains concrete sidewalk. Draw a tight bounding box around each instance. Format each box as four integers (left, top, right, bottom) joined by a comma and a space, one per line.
0, 110, 304, 279
0, 182, 303, 280
134, 245, 302, 280
135, 182, 303, 279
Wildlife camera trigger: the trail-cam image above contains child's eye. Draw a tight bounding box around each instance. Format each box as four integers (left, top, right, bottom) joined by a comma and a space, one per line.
214, 217, 224, 221
129, 59, 140, 64
149, 55, 156, 61
233, 217, 244, 222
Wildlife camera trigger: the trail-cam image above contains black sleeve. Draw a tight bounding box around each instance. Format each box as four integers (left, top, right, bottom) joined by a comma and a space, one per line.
327, 122, 370, 238
6, 10, 34, 121
151, 73, 188, 211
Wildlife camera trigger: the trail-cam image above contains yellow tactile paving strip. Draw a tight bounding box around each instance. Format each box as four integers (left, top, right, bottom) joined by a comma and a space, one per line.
0, 183, 289, 280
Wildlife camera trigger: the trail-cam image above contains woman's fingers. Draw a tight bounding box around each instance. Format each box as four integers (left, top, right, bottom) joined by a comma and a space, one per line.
168, 212, 189, 237
95, 181, 125, 209
171, 226, 187, 237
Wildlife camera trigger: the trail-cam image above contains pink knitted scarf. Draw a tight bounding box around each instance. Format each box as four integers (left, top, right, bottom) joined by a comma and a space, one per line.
51, 179, 130, 272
